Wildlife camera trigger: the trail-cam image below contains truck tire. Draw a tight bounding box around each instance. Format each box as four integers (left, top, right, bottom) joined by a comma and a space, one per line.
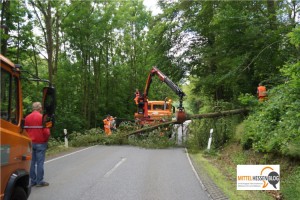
11, 187, 27, 200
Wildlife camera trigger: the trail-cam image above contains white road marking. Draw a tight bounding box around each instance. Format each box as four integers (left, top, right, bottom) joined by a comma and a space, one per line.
185, 148, 207, 191
104, 157, 127, 178
45, 146, 97, 164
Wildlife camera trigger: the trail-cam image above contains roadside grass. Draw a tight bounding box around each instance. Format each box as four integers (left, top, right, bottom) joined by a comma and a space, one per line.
188, 122, 300, 200
46, 137, 69, 156
189, 152, 273, 200
280, 165, 300, 200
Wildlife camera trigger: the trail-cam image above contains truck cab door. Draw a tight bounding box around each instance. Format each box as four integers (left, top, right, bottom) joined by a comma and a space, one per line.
42, 87, 56, 128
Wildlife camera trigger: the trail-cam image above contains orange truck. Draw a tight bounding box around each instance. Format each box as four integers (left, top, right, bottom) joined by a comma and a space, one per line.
0, 54, 56, 200
141, 99, 173, 123
134, 67, 186, 125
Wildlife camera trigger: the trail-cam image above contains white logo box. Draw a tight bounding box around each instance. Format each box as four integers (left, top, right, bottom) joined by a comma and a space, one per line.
237, 165, 280, 190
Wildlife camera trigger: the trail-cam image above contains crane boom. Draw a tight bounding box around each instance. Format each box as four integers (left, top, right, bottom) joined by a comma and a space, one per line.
143, 67, 185, 110
135, 66, 186, 124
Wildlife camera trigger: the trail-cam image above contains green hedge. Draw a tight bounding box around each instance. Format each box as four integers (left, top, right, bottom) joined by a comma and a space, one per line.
242, 62, 300, 158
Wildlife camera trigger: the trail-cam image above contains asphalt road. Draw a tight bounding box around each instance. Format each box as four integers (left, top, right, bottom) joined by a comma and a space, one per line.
29, 145, 210, 200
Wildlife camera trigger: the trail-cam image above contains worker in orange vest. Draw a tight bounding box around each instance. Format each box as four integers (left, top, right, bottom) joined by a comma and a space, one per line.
257, 83, 267, 102
109, 115, 116, 132
134, 89, 140, 104
135, 89, 145, 114
103, 115, 112, 135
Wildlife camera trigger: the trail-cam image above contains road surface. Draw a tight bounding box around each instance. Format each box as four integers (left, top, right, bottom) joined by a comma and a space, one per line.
29, 145, 210, 200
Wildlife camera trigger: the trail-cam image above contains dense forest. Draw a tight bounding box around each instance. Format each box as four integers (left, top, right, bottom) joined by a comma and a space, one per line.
1, 0, 299, 158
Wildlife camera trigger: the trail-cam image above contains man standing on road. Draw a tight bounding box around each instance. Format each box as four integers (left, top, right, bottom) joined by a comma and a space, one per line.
25, 102, 50, 187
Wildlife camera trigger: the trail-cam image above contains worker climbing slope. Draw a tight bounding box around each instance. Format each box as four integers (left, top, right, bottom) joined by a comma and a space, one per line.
257, 83, 267, 102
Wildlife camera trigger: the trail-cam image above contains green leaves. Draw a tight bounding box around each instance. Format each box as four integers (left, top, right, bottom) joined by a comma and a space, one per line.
241, 27, 300, 158
242, 74, 300, 158
287, 26, 300, 48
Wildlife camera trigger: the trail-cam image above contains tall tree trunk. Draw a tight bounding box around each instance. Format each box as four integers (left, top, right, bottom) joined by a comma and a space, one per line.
1, 0, 10, 56
267, 0, 277, 30
105, 36, 109, 111
30, 0, 57, 84
44, 0, 54, 83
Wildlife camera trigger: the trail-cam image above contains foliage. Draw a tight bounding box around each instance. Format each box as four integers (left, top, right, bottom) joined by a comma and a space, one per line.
242, 27, 300, 158
237, 93, 258, 107
68, 128, 126, 147
67, 123, 176, 149
168, 0, 296, 103
128, 128, 175, 149
187, 101, 244, 151
3, 0, 300, 160
46, 137, 68, 156
242, 82, 300, 158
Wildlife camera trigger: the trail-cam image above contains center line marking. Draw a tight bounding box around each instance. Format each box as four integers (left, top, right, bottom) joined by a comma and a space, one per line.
104, 157, 127, 178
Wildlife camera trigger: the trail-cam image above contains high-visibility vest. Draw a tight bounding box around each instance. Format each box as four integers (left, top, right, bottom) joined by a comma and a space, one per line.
257, 86, 267, 97
134, 91, 140, 103
103, 119, 110, 129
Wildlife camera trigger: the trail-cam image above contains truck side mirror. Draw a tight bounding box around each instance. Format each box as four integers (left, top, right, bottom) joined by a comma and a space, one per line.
42, 87, 56, 128
172, 106, 175, 113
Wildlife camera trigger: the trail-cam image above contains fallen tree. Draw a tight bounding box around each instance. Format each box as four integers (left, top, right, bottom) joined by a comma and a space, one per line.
186, 108, 248, 120
126, 108, 248, 136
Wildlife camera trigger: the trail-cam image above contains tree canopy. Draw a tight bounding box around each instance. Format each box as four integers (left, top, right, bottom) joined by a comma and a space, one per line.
1, 0, 299, 151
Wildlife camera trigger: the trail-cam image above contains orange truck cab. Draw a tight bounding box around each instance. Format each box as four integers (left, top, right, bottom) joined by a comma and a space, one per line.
0, 54, 56, 200
135, 99, 173, 125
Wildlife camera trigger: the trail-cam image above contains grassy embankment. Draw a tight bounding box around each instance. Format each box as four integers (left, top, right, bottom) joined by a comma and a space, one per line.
189, 123, 300, 200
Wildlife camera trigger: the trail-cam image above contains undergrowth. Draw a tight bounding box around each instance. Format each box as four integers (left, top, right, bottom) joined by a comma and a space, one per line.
49, 122, 177, 149
204, 121, 300, 200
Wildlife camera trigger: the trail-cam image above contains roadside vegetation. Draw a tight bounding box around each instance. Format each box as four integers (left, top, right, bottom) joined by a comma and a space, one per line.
47, 122, 176, 157
185, 26, 300, 200
188, 121, 300, 200
3, 1, 300, 200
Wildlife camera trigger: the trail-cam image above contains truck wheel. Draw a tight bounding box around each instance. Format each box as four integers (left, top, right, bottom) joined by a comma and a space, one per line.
11, 187, 27, 200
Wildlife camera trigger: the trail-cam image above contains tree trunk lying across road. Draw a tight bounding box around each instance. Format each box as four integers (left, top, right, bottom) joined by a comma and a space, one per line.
186, 108, 248, 120
126, 108, 248, 136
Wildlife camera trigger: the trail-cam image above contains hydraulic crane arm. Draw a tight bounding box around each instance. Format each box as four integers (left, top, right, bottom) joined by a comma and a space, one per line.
143, 67, 186, 110
135, 66, 186, 123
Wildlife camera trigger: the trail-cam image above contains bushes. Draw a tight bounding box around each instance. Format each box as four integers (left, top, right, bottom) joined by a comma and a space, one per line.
128, 128, 175, 149
65, 123, 176, 148
187, 101, 243, 151
68, 128, 128, 147
47, 137, 68, 156
242, 62, 300, 158
187, 116, 242, 150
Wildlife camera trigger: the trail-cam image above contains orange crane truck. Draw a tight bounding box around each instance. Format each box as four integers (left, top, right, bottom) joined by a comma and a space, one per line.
134, 67, 186, 125
0, 54, 56, 200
